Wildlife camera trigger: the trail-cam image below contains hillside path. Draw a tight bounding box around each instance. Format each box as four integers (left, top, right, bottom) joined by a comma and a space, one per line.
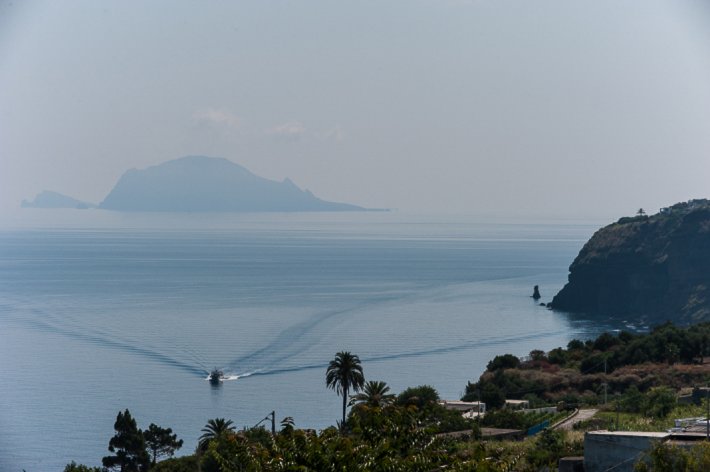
555, 409, 598, 430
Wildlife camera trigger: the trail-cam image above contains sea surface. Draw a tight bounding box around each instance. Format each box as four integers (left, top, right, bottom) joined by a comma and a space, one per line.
0, 211, 621, 470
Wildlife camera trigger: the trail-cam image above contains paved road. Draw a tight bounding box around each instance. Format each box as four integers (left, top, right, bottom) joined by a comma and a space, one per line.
556, 409, 598, 430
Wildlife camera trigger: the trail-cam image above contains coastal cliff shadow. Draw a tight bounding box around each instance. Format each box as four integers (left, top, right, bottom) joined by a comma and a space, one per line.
546, 304, 650, 332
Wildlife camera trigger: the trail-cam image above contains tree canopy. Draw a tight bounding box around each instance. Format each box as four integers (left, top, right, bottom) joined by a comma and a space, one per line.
350, 380, 396, 408
326, 351, 365, 425
102, 409, 150, 472
198, 418, 236, 452
144, 423, 183, 465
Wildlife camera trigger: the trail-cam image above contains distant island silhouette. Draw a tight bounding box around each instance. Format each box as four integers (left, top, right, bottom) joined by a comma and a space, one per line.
22, 190, 95, 209
23, 156, 375, 212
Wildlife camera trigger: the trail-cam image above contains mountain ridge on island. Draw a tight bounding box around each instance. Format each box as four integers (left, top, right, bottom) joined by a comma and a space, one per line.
23, 156, 374, 213
99, 156, 369, 212
549, 199, 710, 324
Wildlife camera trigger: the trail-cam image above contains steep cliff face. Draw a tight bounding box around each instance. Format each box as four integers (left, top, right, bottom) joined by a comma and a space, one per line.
550, 201, 710, 324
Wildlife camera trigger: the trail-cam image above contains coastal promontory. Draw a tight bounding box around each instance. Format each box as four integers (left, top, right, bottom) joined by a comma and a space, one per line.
98, 156, 366, 212
550, 200, 710, 324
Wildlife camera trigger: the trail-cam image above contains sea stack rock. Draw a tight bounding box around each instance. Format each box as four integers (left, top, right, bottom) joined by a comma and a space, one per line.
532, 285, 541, 300
549, 200, 710, 324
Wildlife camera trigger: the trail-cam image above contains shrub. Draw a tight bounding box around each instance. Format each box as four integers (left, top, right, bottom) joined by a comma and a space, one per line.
153, 456, 200, 472
594, 332, 621, 351
528, 429, 567, 468
644, 386, 677, 418
529, 350, 547, 362
487, 354, 521, 371
580, 353, 611, 374
634, 441, 710, 471
523, 393, 547, 408
619, 385, 646, 413
63, 463, 104, 472
481, 409, 527, 429
396, 385, 439, 410
548, 347, 568, 366
480, 382, 505, 409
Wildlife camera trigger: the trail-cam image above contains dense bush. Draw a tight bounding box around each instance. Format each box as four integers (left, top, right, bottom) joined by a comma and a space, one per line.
548, 347, 568, 365
618, 385, 645, 413
487, 353, 521, 371
480, 408, 528, 430
462, 379, 508, 408
593, 332, 622, 351
527, 429, 569, 468
396, 385, 439, 410
463, 322, 710, 410
63, 463, 104, 472
635, 440, 710, 471
644, 386, 677, 418
152, 456, 199, 472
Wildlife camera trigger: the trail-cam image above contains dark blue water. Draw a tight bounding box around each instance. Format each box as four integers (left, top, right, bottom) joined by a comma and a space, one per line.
0, 212, 615, 470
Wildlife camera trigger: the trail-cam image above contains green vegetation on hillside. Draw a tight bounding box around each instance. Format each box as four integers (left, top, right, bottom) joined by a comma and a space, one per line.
463, 322, 710, 408
65, 352, 580, 471
65, 324, 710, 471
575, 401, 709, 433
635, 441, 710, 471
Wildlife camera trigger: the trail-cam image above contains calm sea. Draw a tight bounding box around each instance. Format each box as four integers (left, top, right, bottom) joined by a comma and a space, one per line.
0, 211, 618, 470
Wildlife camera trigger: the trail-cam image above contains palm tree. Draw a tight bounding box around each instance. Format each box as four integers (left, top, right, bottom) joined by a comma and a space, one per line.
326, 351, 365, 425
350, 380, 396, 408
198, 418, 235, 451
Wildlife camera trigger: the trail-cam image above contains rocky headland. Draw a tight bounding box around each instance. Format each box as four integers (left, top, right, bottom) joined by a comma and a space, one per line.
550, 200, 710, 324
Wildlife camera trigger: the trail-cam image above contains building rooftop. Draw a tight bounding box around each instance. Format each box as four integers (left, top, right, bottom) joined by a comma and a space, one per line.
586, 430, 669, 438
440, 400, 484, 406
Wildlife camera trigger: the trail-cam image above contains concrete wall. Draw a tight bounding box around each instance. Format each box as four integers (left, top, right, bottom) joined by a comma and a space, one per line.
584, 431, 669, 472
439, 400, 486, 413
522, 406, 558, 414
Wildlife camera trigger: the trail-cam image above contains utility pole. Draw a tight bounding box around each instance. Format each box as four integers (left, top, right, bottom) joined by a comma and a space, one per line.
604, 359, 608, 405
706, 385, 709, 440
254, 410, 277, 435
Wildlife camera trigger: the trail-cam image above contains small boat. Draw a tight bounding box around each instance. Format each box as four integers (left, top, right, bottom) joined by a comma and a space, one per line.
209, 369, 224, 385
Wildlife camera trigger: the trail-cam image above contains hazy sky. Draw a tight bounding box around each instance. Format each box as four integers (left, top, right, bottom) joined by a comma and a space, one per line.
1, 0, 709, 218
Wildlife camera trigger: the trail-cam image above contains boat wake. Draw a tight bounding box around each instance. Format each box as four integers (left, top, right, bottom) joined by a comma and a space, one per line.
1, 279, 581, 386
203, 371, 258, 382
225, 328, 570, 380
1, 295, 207, 377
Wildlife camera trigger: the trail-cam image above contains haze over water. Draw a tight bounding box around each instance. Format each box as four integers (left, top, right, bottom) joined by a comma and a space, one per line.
0, 211, 624, 470
2, 1, 708, 470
